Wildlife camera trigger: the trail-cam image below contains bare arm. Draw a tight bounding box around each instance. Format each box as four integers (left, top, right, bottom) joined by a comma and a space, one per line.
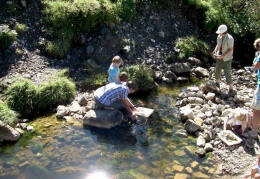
121, 99, 137, 119
254, 60, 260, 70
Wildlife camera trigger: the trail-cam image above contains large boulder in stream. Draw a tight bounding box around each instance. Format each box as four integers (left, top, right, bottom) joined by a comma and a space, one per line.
83, 109, 124, 129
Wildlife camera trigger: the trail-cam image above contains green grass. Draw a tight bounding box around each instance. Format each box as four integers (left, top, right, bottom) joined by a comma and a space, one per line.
4, 71, 76, 117
14, 23, 27, 34
123, 65, 156, 92
79, 69, 107, 90
0, 25, 17, 50
37, 76, 76, 111
41, 0, 136, 58
0, 100, 19, 126
175, 36, 211, 60
5, 79, 38, 116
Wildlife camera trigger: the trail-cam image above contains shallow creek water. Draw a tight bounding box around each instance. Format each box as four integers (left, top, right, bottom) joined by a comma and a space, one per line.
0, 84, 217, 179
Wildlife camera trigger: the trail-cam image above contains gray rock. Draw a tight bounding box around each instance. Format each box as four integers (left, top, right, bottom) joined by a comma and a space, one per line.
204, 143, 213, 152
83, 109, 123, 129
0, 121, 20, 141
184, 119, 201, 133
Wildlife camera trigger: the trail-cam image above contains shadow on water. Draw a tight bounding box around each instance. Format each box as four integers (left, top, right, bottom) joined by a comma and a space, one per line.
83, 124, 137, 150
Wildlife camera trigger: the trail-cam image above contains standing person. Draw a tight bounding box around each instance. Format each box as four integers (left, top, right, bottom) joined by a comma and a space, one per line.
94, 81, 138, 120
243, 38, 260, 139
212, 24, 235, 97
253, 38, 260, 64
108, 56, 123, 83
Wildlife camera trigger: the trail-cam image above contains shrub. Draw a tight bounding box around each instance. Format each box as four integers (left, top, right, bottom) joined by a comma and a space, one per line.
5, 79, 38, 116
0, 25, 17, 50
37, 76, 76, 111
175, 36, 211, 60
123, 65, 156, 92
0, 100, 19, 126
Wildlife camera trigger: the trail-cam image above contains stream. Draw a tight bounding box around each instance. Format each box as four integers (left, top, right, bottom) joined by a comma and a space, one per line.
0, 84, 217, 179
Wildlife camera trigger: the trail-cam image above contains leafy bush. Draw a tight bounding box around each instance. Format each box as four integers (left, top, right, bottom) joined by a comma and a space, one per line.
0, 100, 18, 126
5, 79, 38, 116
0, 25, 17, 50
175, 36, 211, 60
124, 65, 156, 92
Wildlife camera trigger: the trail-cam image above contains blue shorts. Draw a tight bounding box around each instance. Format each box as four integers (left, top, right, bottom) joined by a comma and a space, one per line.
251, 87, 260, 110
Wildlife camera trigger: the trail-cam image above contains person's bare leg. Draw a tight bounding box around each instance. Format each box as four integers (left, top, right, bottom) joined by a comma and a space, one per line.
251, 168, 258, 178
252, 109, 260, 133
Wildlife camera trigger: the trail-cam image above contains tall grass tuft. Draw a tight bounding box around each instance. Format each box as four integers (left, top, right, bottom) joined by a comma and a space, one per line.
5, 79, 38, 116
0, 100, 19, 126
37, 76, 76, 111
4, 71, 76, 116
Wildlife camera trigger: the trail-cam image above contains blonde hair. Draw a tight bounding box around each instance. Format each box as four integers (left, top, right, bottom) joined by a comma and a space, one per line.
253, 38, 260, 49
112, 56, 123, 64
233, 108, 249, 131
234, 108, 248, 122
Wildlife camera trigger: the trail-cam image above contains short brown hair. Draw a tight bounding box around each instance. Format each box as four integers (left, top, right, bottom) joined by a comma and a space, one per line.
112, 56, 123, 64
127, 81, 138, 91
119, 72, 128, 82
254, 38, 260, 49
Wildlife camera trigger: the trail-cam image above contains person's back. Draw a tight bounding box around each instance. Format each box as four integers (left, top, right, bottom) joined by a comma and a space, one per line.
94, 83, 128, 106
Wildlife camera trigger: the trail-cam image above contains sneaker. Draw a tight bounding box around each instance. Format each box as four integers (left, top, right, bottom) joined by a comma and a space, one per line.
227, 88, 236, 97
242, 131, 258, 139
216, 82, 220, 89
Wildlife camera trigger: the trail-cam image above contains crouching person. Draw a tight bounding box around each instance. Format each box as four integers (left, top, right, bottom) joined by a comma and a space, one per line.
224, 108, 250, 135
94, 81, 138, 120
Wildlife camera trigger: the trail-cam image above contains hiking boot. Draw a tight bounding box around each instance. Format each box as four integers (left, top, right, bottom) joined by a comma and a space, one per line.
242, 131, 258, 139
227, 88, 236, 97
216, 82, 220, 89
